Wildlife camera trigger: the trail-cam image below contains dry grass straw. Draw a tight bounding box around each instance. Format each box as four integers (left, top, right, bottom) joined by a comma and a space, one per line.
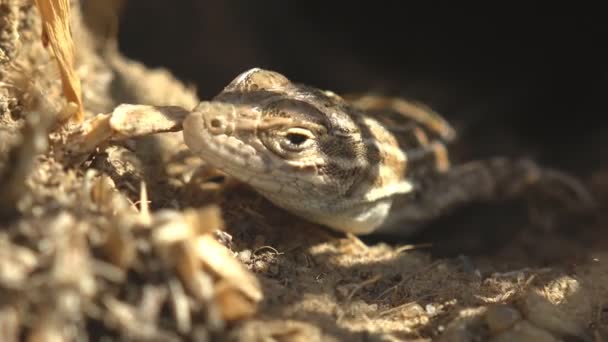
34, 0, 84, 123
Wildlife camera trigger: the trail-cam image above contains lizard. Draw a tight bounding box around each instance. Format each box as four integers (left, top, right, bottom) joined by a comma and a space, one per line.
177, 68, 595, 236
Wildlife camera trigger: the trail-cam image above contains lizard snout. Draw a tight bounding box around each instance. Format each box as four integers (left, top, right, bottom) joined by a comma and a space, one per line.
196, 102, 235, 136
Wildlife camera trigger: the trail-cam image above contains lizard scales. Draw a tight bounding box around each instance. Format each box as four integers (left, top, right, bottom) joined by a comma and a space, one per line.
183, 68, 593, 236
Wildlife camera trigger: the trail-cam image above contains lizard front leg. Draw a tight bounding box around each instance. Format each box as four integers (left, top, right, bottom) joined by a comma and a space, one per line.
378, 157, 596, 236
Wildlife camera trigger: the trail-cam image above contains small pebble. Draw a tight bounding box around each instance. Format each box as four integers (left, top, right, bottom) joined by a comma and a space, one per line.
490, 320, 557, 342
485, 304, 521, 333
520, 290, 588, 339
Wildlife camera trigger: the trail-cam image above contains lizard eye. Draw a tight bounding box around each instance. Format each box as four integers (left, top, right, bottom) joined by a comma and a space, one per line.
280, 128, 315, 151
286, 132, 309, 145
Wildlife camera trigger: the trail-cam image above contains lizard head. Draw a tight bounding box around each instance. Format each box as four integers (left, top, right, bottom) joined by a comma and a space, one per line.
183, 68, 367, 195
183, 68, 407, 233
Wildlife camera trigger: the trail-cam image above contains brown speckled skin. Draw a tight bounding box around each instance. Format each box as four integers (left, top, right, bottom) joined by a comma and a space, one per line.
183, 68, 594, 236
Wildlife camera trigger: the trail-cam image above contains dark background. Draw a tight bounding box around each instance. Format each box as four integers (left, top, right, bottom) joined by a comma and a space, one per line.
117, 1, 608, 175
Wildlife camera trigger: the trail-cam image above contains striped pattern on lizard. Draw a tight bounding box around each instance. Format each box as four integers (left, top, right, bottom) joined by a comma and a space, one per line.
183, 68, 594, 236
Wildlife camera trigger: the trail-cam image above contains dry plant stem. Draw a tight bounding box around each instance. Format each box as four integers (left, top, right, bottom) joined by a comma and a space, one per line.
108, 104, 189, 137
35, 0, 84, 122
59, 104, 189, 157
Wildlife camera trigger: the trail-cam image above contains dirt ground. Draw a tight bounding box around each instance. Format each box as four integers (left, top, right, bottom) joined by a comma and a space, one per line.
1, 1, 607, 341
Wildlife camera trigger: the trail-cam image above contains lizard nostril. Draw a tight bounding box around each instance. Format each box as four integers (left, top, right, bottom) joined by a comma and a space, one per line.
205, 115, 230, 135
210, 118, 222, 128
